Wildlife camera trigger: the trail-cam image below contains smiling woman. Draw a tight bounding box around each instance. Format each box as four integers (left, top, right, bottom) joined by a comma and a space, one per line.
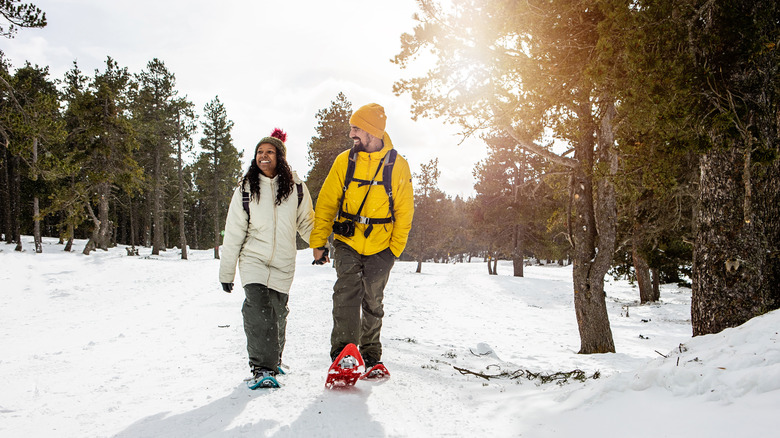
256, 143, 279, 178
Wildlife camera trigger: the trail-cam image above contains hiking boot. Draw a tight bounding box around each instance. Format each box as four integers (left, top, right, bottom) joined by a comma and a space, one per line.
338, 355, 359, 369
364, 359, 381, 369
245, 367, 279, 389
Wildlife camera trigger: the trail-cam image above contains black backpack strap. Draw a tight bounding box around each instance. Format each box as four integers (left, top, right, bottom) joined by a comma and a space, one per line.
242, 190, 250, 221
296, 183, 303, 206
382, 149, 397, 222
336, 148, 397, 236
337, 149, 358, 220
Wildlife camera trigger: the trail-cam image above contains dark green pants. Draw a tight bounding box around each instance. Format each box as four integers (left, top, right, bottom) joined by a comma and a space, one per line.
242, 283, 289, 371
330, 241, 395, 364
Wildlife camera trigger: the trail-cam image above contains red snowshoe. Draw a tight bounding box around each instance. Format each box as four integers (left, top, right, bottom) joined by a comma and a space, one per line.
361, 362, 390, 381
325, 343, 365, 389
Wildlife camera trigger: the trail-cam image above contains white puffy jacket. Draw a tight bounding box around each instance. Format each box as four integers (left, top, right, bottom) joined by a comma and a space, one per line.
219, 171, 314, 294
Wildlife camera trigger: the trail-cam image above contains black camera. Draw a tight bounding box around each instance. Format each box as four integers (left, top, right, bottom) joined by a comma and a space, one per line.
332, 219, 355, 237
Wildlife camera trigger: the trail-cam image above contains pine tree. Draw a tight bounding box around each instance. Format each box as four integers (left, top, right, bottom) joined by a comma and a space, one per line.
172, 98, 196, 259
306, 92, 353, 203
196, 96, 241, 259
473, 134, 565, 277
131, 58, 188, 255
394, 0, 619, 353
57, 58, 142, 254
602, 0, 780, 332
2, 63, 64, 252
408, 158, 447, 273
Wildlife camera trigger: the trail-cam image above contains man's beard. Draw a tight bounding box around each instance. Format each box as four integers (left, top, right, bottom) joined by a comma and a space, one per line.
352, 137, 365, 152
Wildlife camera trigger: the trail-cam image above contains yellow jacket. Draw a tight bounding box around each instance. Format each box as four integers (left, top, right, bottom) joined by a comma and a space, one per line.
310, 134, 414, 256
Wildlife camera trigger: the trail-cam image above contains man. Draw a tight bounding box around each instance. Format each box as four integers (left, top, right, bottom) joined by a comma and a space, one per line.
311, 103, 414, 375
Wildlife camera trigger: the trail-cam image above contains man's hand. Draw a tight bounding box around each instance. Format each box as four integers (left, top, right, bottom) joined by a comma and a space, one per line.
221, 282, 234, 293
312, 247, 330, 265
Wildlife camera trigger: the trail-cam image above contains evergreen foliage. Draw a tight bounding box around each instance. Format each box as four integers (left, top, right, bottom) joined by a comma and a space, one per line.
196, 96, 241, 259
0, 0, 45, 39
1, 1, 776, 344
406, 158, 448, 272
130, 58, 189, 255
305, 92, 353, 203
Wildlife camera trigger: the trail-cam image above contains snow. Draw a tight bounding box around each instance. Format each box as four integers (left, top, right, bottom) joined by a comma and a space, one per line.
1, 237, 777, 437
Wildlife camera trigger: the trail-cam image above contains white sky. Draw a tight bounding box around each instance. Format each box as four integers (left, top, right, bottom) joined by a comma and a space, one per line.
1, 0, 487, 197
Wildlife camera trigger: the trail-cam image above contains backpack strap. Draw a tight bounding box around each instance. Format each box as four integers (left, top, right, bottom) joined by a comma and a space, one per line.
382, 149, 397, 222
337, 149, 358, 220
336, 148, 397, 231
242, 190, 250, 221
296, 182, 303, 206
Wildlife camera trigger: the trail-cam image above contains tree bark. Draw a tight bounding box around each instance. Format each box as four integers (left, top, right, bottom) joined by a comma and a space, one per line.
632, 224, 654, 303
1, 145, 9, 243
513, 223, 524, 278
176, 121, 188, 260
152, 142, 164, 255
213, 133, 221, 260
651, 267, 660, 302
571, 101, 617, 354
98, 183, 112, 250
692, 148, 769, 336
143, 195, 152, 247
757, 158, 780, 311
12, 154, 21, 251
32, 138, 42, 253
64, 222, 73, 252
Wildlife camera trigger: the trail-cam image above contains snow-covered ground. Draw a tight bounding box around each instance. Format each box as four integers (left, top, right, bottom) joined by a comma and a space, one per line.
1, 237, 777, 437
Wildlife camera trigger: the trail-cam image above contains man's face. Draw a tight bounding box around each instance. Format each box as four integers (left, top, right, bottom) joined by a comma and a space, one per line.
349, 125, 371, 151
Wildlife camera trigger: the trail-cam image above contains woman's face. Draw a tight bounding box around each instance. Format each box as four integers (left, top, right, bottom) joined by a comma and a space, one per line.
255, 143, 278, 178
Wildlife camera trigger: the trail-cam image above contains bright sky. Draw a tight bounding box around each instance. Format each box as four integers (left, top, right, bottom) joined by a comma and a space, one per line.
1, 0, 487, 197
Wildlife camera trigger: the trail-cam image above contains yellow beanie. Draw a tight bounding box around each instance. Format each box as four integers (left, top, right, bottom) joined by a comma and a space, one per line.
350, 103, 386, 139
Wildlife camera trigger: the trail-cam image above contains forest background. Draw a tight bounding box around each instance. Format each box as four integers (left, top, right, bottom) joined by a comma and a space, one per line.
1, 0, 778, 350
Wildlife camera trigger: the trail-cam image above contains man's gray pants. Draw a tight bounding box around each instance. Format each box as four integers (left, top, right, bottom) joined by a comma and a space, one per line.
242, 283, 289, 371
330, 240, 395, 364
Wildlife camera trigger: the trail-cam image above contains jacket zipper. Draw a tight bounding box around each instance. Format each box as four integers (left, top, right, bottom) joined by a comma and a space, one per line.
359, 151, 378, 255
266, 182, 278, 286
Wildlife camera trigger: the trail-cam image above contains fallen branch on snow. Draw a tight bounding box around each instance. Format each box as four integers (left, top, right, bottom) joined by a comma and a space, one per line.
453, 365, 600, 385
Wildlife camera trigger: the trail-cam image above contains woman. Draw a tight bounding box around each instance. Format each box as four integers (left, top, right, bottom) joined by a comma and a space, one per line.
219, 128, 314, 389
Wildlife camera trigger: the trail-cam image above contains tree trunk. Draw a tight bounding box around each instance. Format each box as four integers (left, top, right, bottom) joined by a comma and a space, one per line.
416, 260, 422, 273
177, 130, 188, 260
651, 267, 660, 302
213, 136, 220, 260
213, 203, 221, 260
1, 146, 8, 242
12, 154, 21, 251
513, 223, 524, 277
757, 158, 780, 311
692, 148, 769, 336
129, 197, 137, 247
32, 138, 42, 253
143, 195, 152, 247
152, 145, 164, 255
64, 222, 74, 252
571, 101, 617, 354
632, 226, 654, 303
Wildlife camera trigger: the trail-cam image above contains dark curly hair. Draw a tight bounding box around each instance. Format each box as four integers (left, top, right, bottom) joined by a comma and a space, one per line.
242, 148, 294, 206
